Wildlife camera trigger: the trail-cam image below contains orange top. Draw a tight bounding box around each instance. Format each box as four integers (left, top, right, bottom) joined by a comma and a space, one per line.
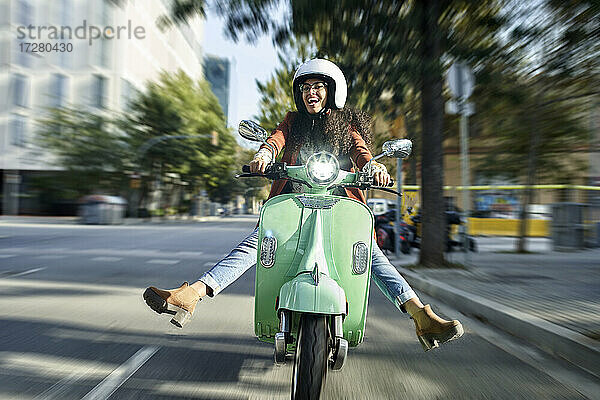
260, 111, 373, 204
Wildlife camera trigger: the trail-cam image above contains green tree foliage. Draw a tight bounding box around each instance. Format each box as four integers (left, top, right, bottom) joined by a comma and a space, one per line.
254, 40, 315, 131
37, 70, 237, 210
211, 147, 270, 204
473, 0, 598, 251
255, 53, 297, 132
122, 70, 236, 204
474, 70, 589, 184
157, 0, 206, 30
36, 107, 129, 197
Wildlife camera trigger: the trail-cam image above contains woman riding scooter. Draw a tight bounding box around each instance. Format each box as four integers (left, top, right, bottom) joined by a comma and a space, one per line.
143, 58, 463, 351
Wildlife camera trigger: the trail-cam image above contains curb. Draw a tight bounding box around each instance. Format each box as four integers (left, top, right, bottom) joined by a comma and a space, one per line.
396, 265, 600, 379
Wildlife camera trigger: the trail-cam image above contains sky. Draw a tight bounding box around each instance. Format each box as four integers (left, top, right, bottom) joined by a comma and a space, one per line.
201, 8, 280, 129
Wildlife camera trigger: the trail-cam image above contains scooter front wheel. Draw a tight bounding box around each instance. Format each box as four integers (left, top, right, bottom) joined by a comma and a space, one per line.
291, 314, 328, 400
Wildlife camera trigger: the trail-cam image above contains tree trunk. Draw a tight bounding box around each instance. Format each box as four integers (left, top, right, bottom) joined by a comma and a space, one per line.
418, 0, 446, 267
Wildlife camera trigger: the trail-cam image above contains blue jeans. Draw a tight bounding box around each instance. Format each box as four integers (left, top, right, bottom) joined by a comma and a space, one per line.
200, 228, 416, 312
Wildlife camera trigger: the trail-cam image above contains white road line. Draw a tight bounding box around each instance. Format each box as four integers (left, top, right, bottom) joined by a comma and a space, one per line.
34, 371, 88, 400
174, 251, 203, 257
11, 267, 46, 277
36, 255, 67, 260
81, 345, 159, 400
0, 254, 16, 259
147, 259, 180, 265
203, 261, 216, 267
91, 257, 123, 262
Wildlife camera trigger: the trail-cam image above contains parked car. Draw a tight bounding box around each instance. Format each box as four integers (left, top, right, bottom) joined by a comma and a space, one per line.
367, 198, 396, 216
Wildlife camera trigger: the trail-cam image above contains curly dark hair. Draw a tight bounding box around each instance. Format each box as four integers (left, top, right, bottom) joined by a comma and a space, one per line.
287, 107, 373, 159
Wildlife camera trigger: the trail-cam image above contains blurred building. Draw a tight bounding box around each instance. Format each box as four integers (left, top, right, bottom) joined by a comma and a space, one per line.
203, 55, 231, 125
0, 0, 204, 215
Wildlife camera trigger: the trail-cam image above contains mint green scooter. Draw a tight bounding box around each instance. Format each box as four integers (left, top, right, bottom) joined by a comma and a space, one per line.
238, 120, 412, 400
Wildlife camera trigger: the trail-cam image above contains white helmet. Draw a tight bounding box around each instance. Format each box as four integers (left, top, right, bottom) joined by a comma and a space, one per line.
292, 59, 347, 113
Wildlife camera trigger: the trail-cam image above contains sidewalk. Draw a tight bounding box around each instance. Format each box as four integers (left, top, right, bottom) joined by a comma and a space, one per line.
391, 241, 600, 378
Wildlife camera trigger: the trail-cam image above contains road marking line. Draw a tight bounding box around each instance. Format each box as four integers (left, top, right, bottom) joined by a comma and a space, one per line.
34, 370, 89, 400
36, 255, 67, 259
11, 267, 46, 277
174, 251, 203, 257
91, 257, 123, 262
203, 261, 215, 267
0, 254, 16, 258
147, 259, 180, 265
81, 345, 159, 400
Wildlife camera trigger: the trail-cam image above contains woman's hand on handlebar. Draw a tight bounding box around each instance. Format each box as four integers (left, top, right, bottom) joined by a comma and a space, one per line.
373, 170, 391, 186
371, 161, 391, 186
249, 158, 268, 173
250, 148, 272, 173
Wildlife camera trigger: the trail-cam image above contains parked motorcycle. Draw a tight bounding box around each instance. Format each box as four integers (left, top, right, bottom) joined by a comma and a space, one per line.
410, 210, 477, 252
446, 210, 478, 252
375, 208, 414, 255
238, 120, 412, 399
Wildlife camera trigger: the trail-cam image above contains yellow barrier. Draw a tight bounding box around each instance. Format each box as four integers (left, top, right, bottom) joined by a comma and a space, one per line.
401, 184, 600, 191
467, 218, 549, 237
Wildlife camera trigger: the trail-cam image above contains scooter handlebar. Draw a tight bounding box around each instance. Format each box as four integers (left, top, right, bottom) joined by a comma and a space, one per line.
240, 166, 396, 189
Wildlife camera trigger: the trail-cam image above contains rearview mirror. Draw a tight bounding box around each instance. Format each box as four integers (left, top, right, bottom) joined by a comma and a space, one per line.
239, 120, 269, 143
382, 139, 412, 159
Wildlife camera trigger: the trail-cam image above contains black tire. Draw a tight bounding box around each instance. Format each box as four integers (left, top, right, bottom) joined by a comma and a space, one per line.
376, 228, 391, 251
469, 238, 478, 252
400, 240, 411, 255
291, 314, 328, 400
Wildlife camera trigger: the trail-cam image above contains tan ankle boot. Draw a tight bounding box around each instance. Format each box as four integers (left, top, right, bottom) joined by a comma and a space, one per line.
143, 282, 201, 328
411, 305, 464, 351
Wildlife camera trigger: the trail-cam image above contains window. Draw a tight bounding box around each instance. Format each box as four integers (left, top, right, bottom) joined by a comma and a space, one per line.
120, 78, 133, 109
100, 38, 111, 68
13, 74, 29, 108
0, 1, 9, 25
58, 0, 71, 68
17, 0, 32, 25
0, 39, 9, 67
10, 115, 27, 147
52, 74, 68, 107
93, 75, 107, 108
94, 0, 113, 68
16, 0, 33, 67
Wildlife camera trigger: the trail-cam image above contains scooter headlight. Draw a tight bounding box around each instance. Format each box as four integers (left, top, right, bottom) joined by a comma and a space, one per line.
306, 152, 339, 186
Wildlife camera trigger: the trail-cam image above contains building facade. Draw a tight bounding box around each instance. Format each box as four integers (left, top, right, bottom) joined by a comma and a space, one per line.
0, 0, 204, 214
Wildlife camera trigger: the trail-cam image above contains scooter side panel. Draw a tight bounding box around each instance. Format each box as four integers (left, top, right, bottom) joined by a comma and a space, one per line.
254, 194, 305, 342
326, 197, 374, 346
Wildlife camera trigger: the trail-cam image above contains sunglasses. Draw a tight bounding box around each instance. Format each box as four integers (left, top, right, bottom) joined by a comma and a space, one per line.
299, 82, 327, 93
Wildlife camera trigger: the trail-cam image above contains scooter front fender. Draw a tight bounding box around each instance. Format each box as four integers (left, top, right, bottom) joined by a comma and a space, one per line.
278, 273, 346, 315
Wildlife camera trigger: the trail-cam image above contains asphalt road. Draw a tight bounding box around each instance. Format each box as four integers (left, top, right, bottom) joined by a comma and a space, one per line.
0, 217, 591, 399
